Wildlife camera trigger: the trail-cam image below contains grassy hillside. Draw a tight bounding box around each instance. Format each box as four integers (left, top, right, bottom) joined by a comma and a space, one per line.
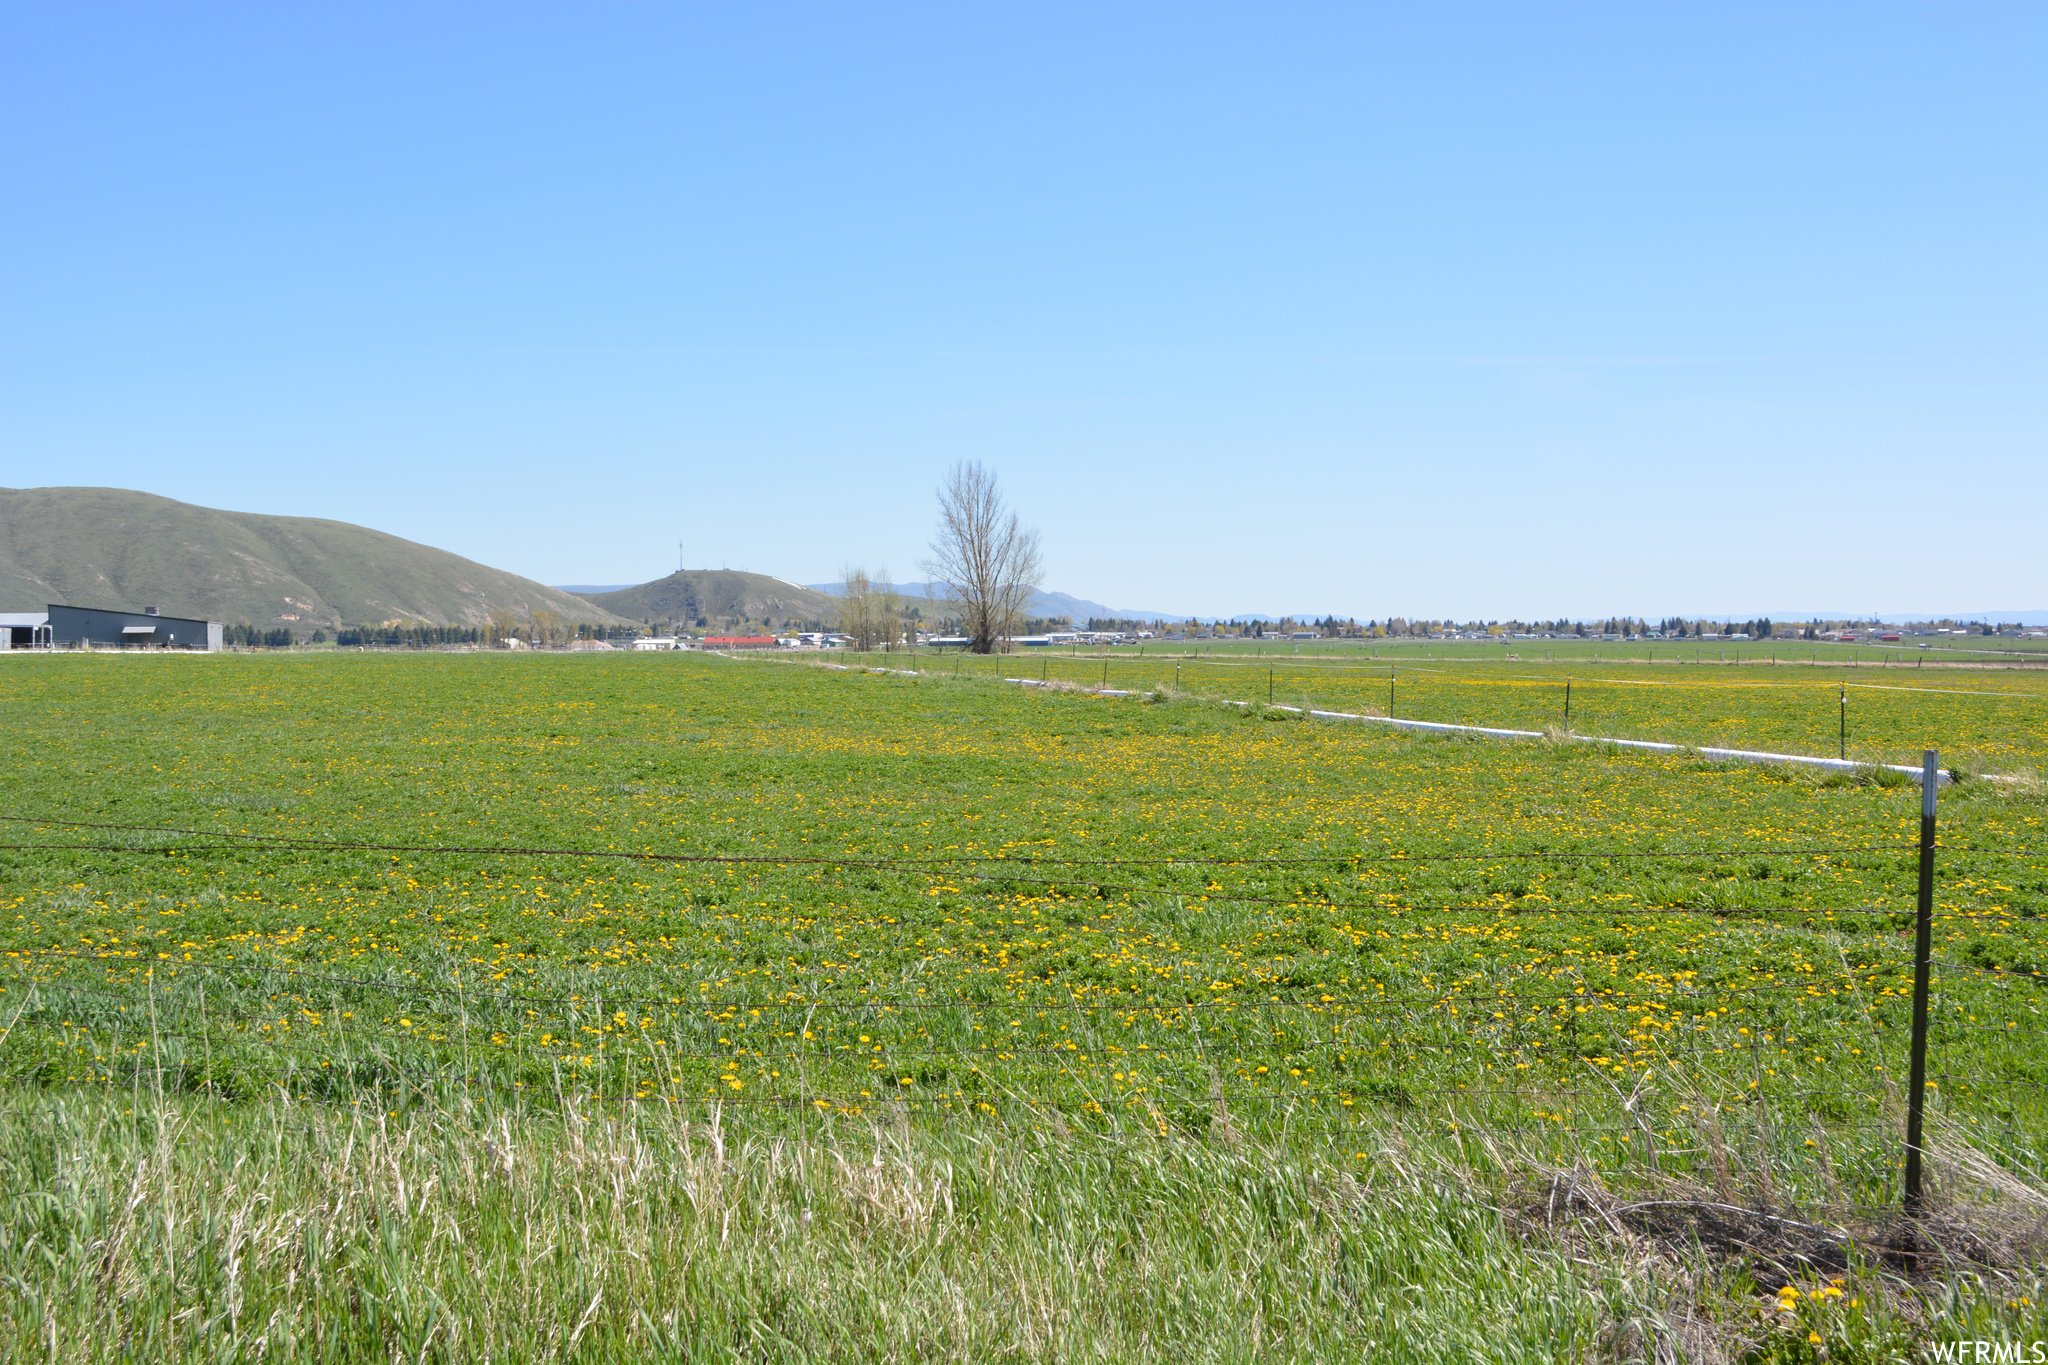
580, 569, 842, 629
0, 486, 629, 630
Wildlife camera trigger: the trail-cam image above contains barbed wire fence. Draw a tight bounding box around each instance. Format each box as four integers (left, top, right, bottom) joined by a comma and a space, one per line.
795, 645, 2048, 779
4, 753, 2043, 1248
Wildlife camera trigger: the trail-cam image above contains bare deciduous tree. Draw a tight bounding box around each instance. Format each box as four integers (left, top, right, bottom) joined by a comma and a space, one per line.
920, 462, 1041, 654
876, 574, 901, 651
839, 565, 872, 649
838, 565, 902, 652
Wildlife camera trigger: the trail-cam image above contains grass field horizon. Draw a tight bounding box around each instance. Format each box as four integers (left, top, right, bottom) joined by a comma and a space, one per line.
4, 650, 2046, 1360
960, 632, 2048, 666
836, 643, 2048, 775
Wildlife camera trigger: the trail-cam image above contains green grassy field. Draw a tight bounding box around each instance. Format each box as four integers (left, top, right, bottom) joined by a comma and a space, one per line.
925, 644, 2048, 771
2, 650, 2046, 1361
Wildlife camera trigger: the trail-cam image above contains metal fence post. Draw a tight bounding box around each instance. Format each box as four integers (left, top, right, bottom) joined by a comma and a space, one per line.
1564, 680, 1571, 732
1840, 685, 1847, 761
1904, 748, 1939, 1220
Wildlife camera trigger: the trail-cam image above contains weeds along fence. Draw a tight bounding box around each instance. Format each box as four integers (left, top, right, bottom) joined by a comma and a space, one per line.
822, 648, 2048, 773
3, 791, 2045, 1231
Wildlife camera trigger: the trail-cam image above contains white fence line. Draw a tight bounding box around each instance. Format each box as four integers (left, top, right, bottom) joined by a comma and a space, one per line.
768, 657, 1959, 786
1000, 676, 1953, 786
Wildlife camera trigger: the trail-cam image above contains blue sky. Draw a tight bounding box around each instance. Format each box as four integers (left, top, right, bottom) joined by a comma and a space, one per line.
3, 3, 2042, 619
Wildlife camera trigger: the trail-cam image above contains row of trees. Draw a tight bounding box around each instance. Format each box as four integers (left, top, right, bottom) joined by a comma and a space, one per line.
1173, 617, 1761, 639
336, 622, 484, 647
336, 615, 632, 648
1650, 617, 1776, 638
222, 624, 304, 647
228, 612, 677, 650
229, 621, 493, 648
838, 463, 1044, 654
837, 567, 906, 651
1942, 620, 2022, 635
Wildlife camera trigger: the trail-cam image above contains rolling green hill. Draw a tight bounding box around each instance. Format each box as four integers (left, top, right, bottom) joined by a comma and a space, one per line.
579, 571, 842, 629
0, 487, 630, 630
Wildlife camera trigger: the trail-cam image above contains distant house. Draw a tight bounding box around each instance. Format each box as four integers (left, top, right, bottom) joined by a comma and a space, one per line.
632, 637, 688, 651
47, 604, 222, 651
702, 636, 777, 650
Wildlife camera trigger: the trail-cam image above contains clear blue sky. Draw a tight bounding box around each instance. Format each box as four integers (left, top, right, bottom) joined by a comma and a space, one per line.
4, 3, 2042, 620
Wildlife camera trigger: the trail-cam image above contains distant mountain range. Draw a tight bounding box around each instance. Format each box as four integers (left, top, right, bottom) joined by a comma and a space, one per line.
804, 581, 1184, 622
0, 487, 628, 629
15, 488, 2029, 635
1949, 611, 2048, 626
1666, 609, 2048, 627
554, 574, 1193, 629
1824, 610, 2047, 627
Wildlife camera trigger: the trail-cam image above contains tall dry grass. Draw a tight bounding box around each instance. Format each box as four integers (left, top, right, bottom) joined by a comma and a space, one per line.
0, 1086, 2041, 1363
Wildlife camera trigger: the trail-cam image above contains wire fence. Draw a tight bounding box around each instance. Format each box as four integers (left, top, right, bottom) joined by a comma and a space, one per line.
819, 646, 2048, 771
2, 778, 2041, 1217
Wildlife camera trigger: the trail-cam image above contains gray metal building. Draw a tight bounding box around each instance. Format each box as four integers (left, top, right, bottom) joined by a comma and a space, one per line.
0, 613, 50, 649
47, 604, 223, 651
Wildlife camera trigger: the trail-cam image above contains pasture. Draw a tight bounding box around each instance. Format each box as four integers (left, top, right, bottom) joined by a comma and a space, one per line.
945, 644, 2048, 770
2, 649, 2045, 1361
